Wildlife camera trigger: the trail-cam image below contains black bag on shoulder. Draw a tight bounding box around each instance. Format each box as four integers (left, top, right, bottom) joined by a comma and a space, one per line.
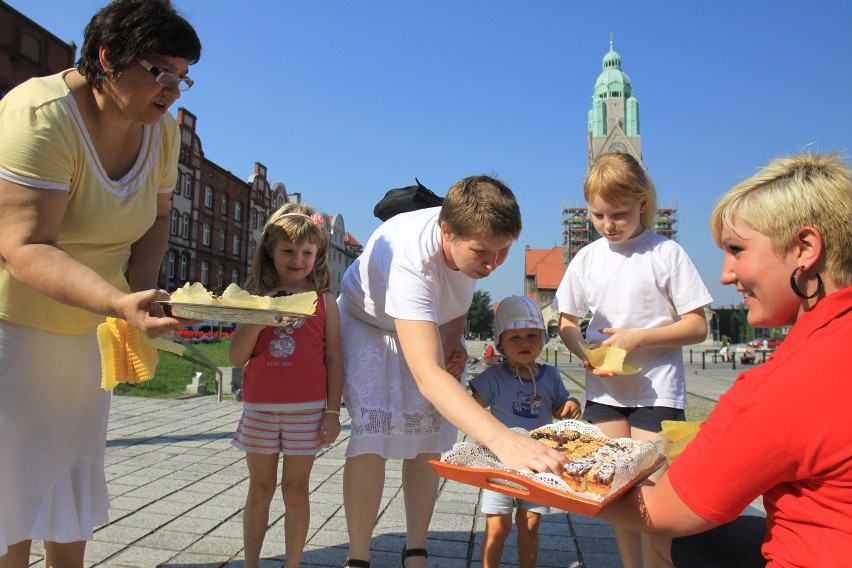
373, 178, 444, 222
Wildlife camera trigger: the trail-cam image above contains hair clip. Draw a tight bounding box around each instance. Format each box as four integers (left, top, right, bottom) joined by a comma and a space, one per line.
310, 212, 326, 229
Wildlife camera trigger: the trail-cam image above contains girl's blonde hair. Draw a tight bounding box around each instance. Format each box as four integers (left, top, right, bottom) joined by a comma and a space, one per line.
710, 152, 852, 286
246, 203, 331, 294
583, 152, 657, 230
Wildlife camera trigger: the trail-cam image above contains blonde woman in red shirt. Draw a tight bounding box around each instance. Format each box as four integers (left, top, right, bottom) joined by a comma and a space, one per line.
602, 152, 852, 567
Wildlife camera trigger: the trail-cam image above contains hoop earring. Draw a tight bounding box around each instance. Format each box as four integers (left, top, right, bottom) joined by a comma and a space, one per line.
790, 266, 824, 299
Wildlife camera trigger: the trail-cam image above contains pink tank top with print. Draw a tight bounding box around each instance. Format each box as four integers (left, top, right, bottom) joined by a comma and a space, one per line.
241, 294, 327, 404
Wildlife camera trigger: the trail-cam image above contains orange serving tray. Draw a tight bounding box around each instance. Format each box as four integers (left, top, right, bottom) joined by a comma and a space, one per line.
430, 456, 664, 517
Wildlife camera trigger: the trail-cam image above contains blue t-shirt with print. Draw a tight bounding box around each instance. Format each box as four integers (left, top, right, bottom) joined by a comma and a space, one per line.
469, 363, 572, 430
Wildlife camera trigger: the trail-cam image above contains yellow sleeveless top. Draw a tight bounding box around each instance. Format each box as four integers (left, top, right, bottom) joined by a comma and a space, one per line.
0, 71, 179, 334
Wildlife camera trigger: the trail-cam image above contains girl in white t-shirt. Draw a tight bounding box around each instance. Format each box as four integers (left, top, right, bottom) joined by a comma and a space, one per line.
553, 153, 712, 568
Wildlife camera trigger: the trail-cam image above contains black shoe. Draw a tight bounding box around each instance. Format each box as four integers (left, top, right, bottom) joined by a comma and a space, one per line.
401, 546, 428, 567
343, 560, 370, 568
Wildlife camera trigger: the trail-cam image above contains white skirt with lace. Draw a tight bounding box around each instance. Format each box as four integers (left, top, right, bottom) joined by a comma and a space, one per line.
0, 321, 110, 555
339, 303, 458, 459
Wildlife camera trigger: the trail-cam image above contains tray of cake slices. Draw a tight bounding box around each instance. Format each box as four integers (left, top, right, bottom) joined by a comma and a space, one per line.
156, 283, 317, 327
430, 420, 665, 516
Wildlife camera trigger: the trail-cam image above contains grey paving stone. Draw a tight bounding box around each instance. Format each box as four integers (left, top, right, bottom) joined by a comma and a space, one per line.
540, 532, 578, 552
305, 528, 350, 547
572, 521, 617, 539
298, 545, 348, 567
134, 529, 202, 552
185, 535, 244, 556
83, 540, 127, 563
31, 387, 720, 567
93, 524, 152, 545
158, 552, 228, 567
208, 519, 243, 539
102, 544, 177, 567
426, 538, 469, 558
110, 510, 175, 531
109, 495, 152, 512
122, 483, 181, 501
183, 502, 243, 521
582, 551, 626, 568
162, 515, 225, 535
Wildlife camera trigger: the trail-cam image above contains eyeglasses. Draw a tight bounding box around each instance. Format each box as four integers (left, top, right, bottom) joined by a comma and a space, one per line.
139, 59, 194, 91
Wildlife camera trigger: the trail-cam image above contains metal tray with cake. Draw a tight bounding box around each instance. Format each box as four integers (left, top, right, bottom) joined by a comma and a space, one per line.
158, 283, 318, 327
157, 301, 314, 327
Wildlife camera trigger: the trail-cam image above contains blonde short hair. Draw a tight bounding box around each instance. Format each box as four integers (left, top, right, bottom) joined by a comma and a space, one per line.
710, 152, 852, 286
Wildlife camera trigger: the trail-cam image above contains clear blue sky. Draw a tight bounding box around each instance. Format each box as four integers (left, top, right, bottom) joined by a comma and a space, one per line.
12, 0, 851, 308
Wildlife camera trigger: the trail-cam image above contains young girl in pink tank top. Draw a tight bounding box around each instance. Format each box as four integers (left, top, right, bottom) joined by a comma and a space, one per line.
229, 203, 343, 568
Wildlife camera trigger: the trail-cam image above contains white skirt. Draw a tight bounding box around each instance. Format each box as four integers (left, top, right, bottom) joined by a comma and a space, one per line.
339, 302, 457, 459
0, 321, 111, 555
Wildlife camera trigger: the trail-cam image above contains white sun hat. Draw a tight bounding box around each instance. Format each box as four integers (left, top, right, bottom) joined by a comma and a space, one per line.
493, 295, 548, 353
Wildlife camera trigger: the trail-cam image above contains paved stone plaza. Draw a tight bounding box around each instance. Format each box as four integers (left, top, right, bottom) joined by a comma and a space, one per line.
26, 345, 756, 567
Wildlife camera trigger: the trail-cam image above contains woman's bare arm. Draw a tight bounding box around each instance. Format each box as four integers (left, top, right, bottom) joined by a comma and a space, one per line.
0, 179, 183, 336
396, 318, 567, 475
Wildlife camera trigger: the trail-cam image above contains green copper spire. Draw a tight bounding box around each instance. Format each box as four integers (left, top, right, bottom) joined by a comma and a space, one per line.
588, 35, 641, 150
594, 36, 632, 100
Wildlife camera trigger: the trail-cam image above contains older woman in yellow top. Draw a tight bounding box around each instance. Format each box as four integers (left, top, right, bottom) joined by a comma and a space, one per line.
0, 1, 201, 566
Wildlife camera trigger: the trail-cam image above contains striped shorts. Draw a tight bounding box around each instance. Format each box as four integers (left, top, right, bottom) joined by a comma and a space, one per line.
233, 406, 323, 455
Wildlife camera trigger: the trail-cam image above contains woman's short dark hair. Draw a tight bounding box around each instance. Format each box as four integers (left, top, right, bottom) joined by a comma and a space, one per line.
439, 175, 522, 241
78, 0, 202, 90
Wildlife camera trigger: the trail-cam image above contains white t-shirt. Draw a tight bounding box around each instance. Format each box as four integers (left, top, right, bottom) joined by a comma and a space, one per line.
340, 207, 475, 332
552, 229, 712, 408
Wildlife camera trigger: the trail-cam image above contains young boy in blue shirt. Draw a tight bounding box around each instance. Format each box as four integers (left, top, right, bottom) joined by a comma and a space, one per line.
469, 295, 581, 568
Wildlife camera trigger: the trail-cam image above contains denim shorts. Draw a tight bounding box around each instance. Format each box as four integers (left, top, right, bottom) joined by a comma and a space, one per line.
480, 488, 549, 515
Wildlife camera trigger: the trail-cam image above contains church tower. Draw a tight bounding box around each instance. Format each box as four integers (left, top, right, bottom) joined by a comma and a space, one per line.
561, 38, 675, 265
587, 37, 642, 168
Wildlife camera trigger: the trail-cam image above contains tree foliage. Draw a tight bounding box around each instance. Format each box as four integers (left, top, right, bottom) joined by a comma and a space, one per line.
466, 290, 494, 339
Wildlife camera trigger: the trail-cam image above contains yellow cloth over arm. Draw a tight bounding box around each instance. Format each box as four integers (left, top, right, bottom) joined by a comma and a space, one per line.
97, 318, 163, 390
